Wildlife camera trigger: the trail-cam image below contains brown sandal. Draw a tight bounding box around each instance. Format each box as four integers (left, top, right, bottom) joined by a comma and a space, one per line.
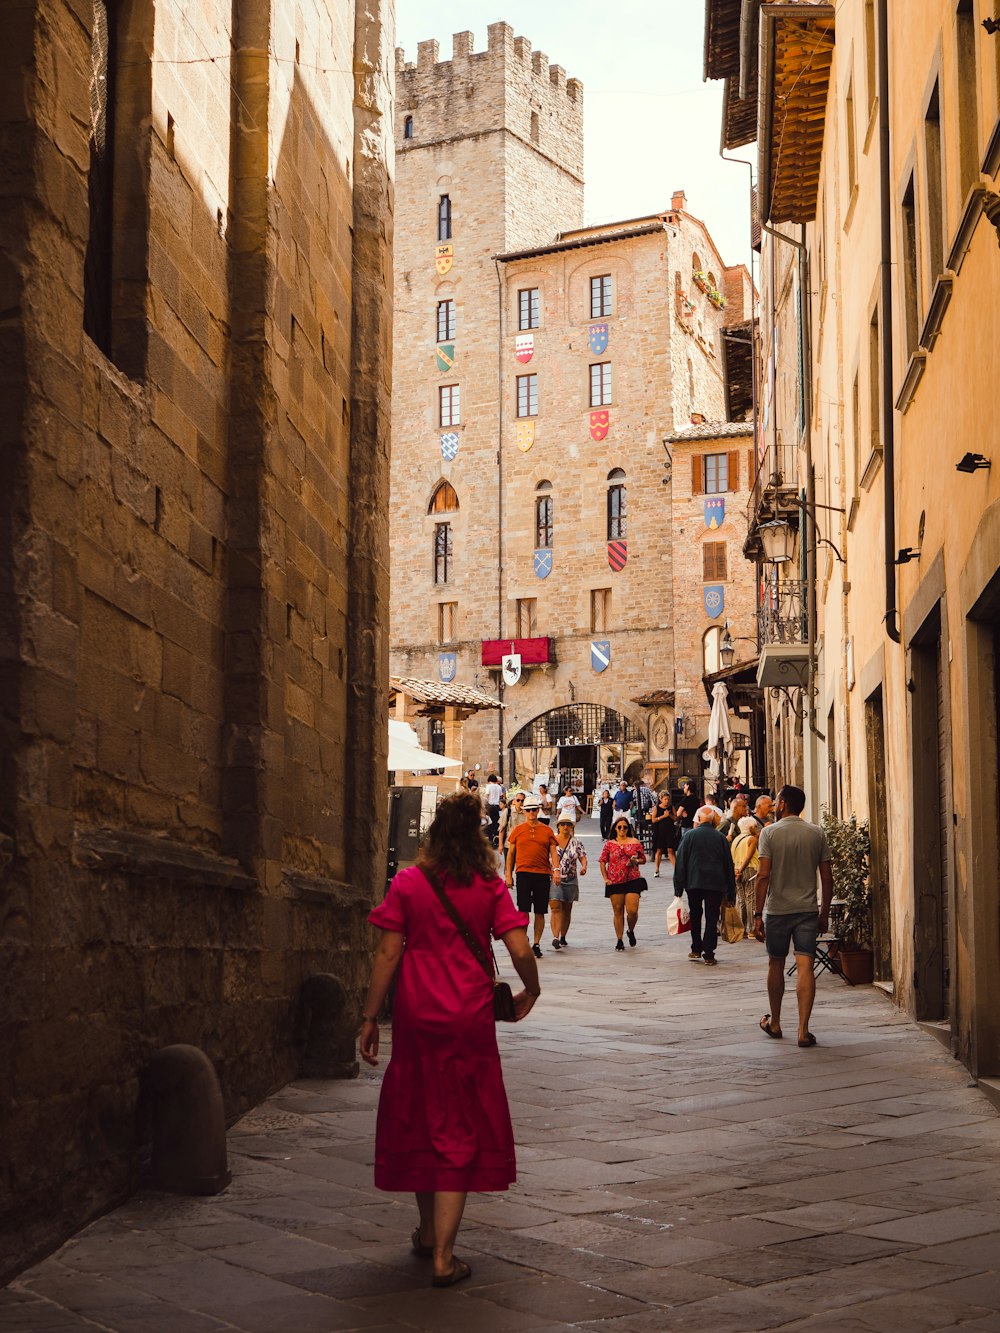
432, 1258, 471, 1288
760, 1014, 783, 1039
411, 1228, 434, 1258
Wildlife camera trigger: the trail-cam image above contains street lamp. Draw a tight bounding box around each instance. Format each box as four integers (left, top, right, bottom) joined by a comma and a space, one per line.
758, 518, 798, 564
720, 627, 735, 669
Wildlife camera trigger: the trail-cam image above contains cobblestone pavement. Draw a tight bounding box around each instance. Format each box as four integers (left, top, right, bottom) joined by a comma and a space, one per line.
7, 817, 1000, 1332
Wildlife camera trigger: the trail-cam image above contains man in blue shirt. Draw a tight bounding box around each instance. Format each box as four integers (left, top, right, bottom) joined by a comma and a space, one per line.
613, 780, 633, 814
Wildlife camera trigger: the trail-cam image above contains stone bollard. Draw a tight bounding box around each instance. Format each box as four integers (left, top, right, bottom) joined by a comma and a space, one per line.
143, 1045, 231, 1194
300, 973, 360, 1079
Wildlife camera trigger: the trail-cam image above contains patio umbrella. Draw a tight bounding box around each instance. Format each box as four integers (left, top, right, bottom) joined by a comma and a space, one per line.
387, 719, 463, 773
706, 681, 733, 779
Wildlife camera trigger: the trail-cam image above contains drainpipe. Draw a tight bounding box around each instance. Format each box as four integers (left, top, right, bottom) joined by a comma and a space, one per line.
878, 0, 900, 643
800, 223, 824, 745
495, 259, 506, 777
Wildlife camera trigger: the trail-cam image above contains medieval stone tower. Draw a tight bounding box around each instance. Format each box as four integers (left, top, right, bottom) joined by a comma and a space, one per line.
390, 26, 584, 762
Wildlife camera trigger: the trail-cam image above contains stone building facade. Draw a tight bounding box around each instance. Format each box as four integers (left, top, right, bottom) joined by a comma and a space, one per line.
390, 25, 753, 796
0, 0, 393, 1279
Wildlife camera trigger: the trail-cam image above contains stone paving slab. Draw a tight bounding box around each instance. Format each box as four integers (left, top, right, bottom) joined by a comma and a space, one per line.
7, 818, 1000, 1330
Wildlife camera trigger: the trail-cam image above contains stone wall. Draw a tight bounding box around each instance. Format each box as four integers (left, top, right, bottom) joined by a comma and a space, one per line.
0, 0, 393, 1281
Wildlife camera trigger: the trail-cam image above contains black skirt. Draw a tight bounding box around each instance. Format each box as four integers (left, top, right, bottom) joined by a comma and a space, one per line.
604, 876, 647, 899
652, 820, 678, 853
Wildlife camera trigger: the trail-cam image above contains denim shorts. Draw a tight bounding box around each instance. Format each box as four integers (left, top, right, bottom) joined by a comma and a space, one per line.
764, 911, 819, 959
549, 878, 579, 903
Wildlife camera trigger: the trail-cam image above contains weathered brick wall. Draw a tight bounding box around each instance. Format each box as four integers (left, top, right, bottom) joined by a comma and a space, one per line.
0, 0, 393, 1281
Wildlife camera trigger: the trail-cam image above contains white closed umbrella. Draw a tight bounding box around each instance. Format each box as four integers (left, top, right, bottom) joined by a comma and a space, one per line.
387, 719, 463, 773
706, 682, 733, 777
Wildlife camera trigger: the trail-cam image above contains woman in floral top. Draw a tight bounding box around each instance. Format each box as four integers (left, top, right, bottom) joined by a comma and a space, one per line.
550, 815, 588, 951
599, 815, 648, 952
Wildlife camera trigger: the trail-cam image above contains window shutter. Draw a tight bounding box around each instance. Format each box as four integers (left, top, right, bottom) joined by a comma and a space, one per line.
692, 455, 704, 494
728, 450, 740, 491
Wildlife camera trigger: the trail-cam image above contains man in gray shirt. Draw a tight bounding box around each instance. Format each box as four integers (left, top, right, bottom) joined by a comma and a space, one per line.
753, 785, 833, 1047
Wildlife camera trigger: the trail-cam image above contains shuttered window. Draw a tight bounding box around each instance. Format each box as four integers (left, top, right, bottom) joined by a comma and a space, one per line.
693, 450, 742, 494
703, 541, 727, 581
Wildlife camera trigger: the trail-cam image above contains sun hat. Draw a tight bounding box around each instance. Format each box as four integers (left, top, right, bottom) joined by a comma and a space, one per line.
523, 794, 541, 810
556, 814, 576, 826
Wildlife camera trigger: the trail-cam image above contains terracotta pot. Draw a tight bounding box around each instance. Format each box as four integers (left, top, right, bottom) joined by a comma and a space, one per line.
838, 947, 874, 985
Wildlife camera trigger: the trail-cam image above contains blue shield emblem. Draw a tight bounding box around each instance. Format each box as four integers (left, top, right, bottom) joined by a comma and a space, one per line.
704, 585, 725, 619
588, 323, 609, 355
533, 548, 552, 579
438, 652, 457, 683
704, 497, 725, 529
591, 640, 611, 673
440, 432, 459, 461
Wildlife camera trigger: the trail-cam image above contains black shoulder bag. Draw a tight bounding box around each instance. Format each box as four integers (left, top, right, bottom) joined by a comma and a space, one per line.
423, 870, 517, 1023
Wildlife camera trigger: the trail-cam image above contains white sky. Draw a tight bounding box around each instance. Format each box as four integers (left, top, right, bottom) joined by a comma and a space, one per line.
395, 0, 753, 273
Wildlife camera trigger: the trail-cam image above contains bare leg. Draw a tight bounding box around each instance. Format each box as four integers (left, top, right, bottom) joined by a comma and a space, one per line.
668, 849, 676, 869
795, 954, 817, 1041
625, 891, 641, 933
415, 1192, 435, 1250
533, 912, 545, 946
560, 900, 574, 940
766, 956, 786, 1035
549, 899, 562, 943
432, 1190, 468, 1279
654, 849, 662, 873
611, 893, 625, 941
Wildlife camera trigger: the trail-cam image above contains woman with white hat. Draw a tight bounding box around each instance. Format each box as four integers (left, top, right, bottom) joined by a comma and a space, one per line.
550, 814, 587, 950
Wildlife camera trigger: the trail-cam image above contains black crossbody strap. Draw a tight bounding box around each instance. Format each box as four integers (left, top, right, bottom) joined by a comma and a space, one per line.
421, 868, 496, 983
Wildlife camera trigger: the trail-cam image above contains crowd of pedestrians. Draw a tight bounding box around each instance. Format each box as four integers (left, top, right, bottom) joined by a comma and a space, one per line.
362, 777, 837, 1286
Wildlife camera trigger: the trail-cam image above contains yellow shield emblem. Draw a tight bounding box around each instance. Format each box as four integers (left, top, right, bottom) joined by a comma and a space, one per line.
516, 422, 535, 453
435, 243, 453, 275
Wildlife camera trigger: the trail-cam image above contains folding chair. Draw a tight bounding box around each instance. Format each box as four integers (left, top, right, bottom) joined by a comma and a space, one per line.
787, 934, 854, 985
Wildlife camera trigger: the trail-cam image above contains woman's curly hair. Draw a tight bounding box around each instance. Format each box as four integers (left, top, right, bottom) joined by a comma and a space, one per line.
418, 792, 497, 883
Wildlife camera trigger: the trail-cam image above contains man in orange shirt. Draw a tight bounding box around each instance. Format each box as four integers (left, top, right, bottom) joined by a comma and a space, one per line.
505, 794, 560, 957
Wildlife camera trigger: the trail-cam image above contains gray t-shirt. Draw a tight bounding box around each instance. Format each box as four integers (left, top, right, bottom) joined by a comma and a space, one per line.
757, 816, 831, 915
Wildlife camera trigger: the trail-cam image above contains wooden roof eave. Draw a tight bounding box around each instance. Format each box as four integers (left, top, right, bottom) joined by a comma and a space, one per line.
758, 2, 835, 226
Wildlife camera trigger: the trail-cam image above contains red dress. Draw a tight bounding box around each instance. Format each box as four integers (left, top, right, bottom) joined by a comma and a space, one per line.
368, 865, 528, 1192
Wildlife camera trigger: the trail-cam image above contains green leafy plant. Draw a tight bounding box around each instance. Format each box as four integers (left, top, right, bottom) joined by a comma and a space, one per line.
821, 810, 872, 949
708, 288, 726, 309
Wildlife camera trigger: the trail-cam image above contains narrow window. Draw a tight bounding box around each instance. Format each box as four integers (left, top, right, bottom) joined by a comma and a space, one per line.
428, 480, 459, 513
900, 175, 919, 357
518, 287, 540, 330
590, 588, 610, 634
864, 1, 877, 113
437, 299, 456, 343
687, 357, 695, 408
607, 469, 626, 541
433, 522, 453, 584
924, 82, 945, 283
516, 373, 538, 418
530, 110, 539, 144
956, 2, 980, 199
516, 598, 537, 638
535, 494, 553, 548
589, 362, 612, 407
851, 370, 861, 494
846, 74, 858, 198
439, 383, 460, 427
590, 274, 612, 319
83, 0, 116, 354
869, 304, 882, 458
437, 194, 452, 241
404, 114, 414, 139
703, 452, 730, 495
438, 601, 457, 643
430, 718, 446, 755
702, 541, 728, 582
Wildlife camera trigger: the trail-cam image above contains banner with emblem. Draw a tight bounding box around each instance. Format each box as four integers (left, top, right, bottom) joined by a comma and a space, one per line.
589, 410, 610, 441
436, 343, 455, 373
704, 497, 725, 529
704, 584, 725, 619
515, 333, 534, 363
440, 432, 459, 461
591, 639, 611, 673
516, 422, 535, 452
438, 652, 457, 683
533, 548, 552, 579
588, 323, 609, 355
501, 652, 522, 687
435, 243, 453, 275
607, 540, 627, 572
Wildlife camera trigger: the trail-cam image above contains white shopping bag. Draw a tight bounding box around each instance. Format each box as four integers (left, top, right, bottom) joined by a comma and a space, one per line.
666, 893, 691, 937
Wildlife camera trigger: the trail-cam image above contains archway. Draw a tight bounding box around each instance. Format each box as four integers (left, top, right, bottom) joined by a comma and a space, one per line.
508, 703, 645, 799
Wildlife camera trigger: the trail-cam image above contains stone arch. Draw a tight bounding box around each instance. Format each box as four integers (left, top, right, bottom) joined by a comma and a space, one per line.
427, 479, 459, 513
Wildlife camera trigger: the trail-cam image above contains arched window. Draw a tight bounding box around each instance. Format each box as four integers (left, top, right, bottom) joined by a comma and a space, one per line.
428, 480, 459, 513
434, 523, 453, 584
703, 626, 723, 675
607, 468, 626, 541
691, 251, 702, 277
403, 115, 414, 139
535, 480, 553, 548
438, 194, 452, 241
707, 270, 718, 292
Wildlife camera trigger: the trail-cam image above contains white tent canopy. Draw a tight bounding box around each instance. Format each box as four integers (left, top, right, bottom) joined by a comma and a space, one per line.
387, 718, 463, 773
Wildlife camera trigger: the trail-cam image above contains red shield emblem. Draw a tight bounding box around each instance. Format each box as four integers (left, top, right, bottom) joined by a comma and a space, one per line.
515, 333, 534, 363
607, 540, 627, 572
590, 410, 610, 441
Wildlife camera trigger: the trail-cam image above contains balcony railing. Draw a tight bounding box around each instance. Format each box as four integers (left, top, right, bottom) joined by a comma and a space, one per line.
758, 580, 807, 645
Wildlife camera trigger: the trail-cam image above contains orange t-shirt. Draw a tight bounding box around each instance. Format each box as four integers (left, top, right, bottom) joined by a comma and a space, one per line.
507, 821, 558, 874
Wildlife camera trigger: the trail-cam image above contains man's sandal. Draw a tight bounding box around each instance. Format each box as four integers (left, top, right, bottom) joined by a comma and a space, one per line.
760, 1014, 783, 1039
411, 1228, 434, 1258
431, 1258, 472, 1287
798, 1033, 818, 1048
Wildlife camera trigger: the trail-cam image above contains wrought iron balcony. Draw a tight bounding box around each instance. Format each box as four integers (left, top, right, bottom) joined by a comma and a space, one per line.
757, 580, 807, 645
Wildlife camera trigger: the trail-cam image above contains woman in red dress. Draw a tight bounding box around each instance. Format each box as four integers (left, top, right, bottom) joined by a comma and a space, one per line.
359, 794, 540, 1287
599, 814, 648, 952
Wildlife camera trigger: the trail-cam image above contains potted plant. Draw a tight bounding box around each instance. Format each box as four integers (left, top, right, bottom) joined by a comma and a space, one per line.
708, 287, 726, 309
822, 810, 873, 984
692, 269, 709, 293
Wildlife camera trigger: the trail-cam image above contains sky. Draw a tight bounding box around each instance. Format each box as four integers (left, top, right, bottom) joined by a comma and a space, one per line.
395, 0, 754, 273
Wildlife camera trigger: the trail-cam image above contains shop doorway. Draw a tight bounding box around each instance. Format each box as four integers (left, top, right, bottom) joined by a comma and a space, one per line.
508, 703, 645, 804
